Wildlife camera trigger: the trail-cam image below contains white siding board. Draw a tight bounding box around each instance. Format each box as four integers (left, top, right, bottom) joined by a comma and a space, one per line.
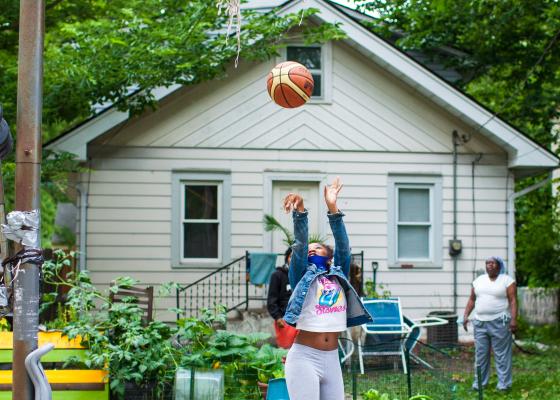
88, 146, 505, 168
88, 221, 171, 234
89, 182, 171, 196
88, 233, 170, 247
88, 208, 170, 221
334, 68, 450, 151
88, 195, 170, 209
88, 246, 170, 259
87, 170, 171, 184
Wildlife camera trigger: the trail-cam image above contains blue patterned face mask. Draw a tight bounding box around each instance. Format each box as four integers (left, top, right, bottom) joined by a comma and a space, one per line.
308, 254, 330, 271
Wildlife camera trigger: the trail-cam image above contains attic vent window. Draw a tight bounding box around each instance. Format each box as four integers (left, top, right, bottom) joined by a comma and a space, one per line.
287, 46, 322, 98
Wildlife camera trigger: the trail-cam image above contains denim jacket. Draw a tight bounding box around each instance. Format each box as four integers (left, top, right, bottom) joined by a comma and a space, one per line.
283, 209, 373, 328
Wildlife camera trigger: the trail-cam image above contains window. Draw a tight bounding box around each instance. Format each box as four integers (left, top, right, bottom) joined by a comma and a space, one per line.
287, 46, 322, 97
388, 175, 442, 268
172, 172, 231, 267
182, 183, 220, 260
283, 43, 331, 102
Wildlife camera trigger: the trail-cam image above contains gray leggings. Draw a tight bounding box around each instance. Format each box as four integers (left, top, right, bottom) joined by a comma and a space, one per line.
285, 343, 344, 400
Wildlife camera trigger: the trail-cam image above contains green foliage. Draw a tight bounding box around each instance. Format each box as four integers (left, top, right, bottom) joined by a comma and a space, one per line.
361, 389, 432, 400
364, 281, 391, 299
454, 348, 560, 399
42, 250, 288, 398
516, 315, 560, 346
515, 184, 560, 287
263, 213, 326, 247
264, 214, 294, 246
0, 2, 343, 251
1, 150, 83, 248
358, 0, 560, 287
0, 1, 345, 138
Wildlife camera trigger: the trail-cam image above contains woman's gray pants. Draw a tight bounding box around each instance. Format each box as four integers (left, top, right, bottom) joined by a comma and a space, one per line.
472, 317, 513, 390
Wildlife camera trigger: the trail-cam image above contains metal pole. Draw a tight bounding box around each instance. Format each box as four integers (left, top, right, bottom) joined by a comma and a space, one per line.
0, 162, 10, 260
405, 347, 412, 399
13, 1, 45, 399
452, 130, 458, 313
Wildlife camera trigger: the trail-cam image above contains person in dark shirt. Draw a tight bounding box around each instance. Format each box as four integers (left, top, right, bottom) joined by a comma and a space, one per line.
267, 247, 298, 348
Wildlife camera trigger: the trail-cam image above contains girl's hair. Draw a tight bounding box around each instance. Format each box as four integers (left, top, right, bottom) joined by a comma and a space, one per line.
310, 242, 334, 260
325, 245, 334, 260
284, 247, 293, 264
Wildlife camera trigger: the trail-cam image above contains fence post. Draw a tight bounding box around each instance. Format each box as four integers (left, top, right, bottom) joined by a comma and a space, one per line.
190, 366, 196, 399
176, 286, 181, 321
245, 251, 250, 311
405, 346, 412, 399
476, 365, 483, 400
352, 353, 357, 400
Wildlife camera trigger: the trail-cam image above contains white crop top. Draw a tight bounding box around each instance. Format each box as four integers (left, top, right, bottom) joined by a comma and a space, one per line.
296, 276, 347, 332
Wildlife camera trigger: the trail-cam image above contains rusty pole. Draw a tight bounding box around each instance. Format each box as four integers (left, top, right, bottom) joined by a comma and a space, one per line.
13, 1, 45, 399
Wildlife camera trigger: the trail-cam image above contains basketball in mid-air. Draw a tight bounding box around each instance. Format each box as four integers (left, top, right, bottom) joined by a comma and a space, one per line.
267, 61, 314, 108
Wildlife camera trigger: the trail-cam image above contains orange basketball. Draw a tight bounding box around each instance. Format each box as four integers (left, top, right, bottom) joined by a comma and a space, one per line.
267, 61, 314, 108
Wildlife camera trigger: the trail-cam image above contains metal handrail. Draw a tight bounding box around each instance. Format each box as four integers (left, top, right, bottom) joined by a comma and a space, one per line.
176, 255, 246, 293
176, 251, 366, 320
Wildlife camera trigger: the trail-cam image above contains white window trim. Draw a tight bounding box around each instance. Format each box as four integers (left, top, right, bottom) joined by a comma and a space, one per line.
171, 171, 231, 269
387, 175, 443, 269
278, 42, 333, 104
180, 181, 222, 264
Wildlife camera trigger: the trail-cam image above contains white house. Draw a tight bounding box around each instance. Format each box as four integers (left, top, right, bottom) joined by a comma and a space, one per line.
47, 0, 559, 321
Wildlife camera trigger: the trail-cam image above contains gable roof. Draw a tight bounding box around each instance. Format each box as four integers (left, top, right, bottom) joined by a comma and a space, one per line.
46, 0, 558, 176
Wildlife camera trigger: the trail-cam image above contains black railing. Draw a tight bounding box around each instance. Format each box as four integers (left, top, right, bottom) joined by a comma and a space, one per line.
176, 250, 365, 320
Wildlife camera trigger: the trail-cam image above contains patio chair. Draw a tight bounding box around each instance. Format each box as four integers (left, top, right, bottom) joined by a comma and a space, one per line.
109, 283, 154, 325
338, 328, 354, 365
358, 298, 411, 374
266, 378, 290, 400
403, 315, 448, 370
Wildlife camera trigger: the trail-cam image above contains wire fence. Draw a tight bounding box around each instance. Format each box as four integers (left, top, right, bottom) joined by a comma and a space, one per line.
114, 340, 489, 400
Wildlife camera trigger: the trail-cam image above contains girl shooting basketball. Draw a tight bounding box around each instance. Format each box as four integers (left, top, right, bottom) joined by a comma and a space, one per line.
282, 177, 372, 400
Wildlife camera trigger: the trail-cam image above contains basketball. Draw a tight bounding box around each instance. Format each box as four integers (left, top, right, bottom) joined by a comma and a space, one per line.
267, 61, 314, 108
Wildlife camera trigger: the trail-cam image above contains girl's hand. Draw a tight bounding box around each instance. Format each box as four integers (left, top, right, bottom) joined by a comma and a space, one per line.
324, 177, 343, 213
283, 193, 304, 213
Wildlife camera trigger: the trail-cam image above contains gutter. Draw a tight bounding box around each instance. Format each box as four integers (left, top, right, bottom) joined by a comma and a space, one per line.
76, 183, 88, 271
507, 171, 555, 278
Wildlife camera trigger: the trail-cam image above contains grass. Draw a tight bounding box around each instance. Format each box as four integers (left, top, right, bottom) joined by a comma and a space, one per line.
453, 347, 560, 400
342, 324, 560, 400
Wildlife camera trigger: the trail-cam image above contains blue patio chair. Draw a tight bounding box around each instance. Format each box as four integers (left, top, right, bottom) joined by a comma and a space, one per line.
358, 298, 411, 374
266, 378, 290, 400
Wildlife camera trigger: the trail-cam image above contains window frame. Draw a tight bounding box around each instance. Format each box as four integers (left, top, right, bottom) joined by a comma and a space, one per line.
279, 42, 332, 103
171, 171, 231, 268
387, 175, 443, 269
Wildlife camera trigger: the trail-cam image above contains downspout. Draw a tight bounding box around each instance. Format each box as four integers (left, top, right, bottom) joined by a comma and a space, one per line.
452, 131, 459, 313
507, 172, 554, 279
76, 183, 88, 272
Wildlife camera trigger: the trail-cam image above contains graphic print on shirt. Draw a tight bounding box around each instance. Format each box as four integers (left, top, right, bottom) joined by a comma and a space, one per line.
315, 276, 346, 315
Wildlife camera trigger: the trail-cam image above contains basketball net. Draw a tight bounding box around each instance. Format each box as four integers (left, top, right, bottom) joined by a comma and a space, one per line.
216, 0, 306, 67
216, 0, 242, 66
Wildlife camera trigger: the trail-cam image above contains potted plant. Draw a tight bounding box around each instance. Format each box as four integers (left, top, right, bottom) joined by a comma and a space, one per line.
250, 344, 287, 400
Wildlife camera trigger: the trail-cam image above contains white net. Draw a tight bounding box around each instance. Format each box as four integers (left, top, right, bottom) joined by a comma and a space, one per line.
216, 0, 242, 66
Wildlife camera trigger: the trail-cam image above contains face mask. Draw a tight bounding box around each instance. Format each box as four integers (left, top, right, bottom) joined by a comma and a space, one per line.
308, 254, 330, 271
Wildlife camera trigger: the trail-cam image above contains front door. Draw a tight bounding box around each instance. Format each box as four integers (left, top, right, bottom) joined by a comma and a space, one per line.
271, 181, 320, 254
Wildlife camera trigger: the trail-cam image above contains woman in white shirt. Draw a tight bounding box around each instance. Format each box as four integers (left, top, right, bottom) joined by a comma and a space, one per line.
463, 256, 517, 392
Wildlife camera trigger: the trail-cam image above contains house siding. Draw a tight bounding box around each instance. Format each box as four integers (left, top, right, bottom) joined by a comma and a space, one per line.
81, 40, 510, 321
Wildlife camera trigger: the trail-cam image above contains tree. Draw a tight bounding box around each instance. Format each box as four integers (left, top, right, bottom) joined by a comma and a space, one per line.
357, 0, 560, 286
0, 0, 344, 245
